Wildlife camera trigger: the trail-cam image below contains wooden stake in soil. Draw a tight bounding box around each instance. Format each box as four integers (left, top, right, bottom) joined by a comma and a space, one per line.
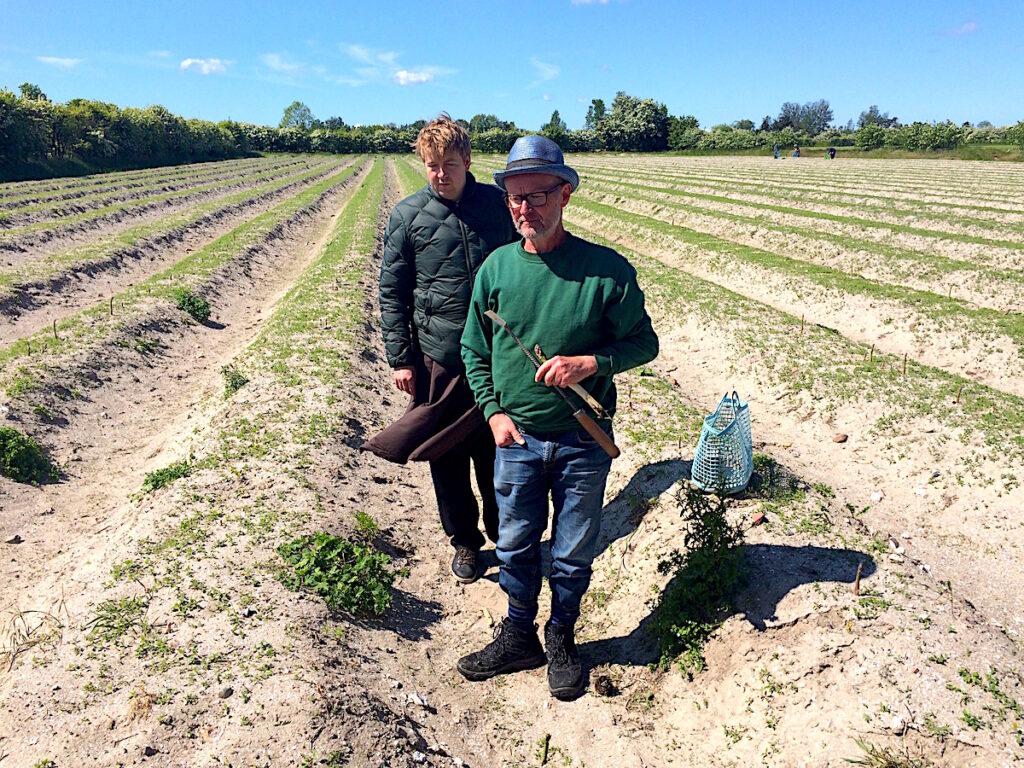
956, 384, 964, 405
854, 561, 863, 596
801, 314, 805, 335
869, 344, 874, 364
541, 733, 550, 765
902, 353, 907, 377
109, 296, 114, 316
53, 320, 58, 341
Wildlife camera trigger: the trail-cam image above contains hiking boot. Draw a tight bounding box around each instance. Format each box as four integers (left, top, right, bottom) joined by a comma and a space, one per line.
451, 546, 478, 584
457, 618, 546, 681
544, 620, 584, 700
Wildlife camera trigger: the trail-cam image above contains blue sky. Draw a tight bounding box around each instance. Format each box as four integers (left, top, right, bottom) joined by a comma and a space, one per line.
2, 0, 1022, 130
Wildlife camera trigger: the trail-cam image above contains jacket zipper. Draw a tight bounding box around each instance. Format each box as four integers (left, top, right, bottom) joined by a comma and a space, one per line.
459, 219, 474, 289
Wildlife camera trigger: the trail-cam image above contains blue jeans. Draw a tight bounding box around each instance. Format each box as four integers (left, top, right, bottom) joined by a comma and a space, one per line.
495, 427, 613, 627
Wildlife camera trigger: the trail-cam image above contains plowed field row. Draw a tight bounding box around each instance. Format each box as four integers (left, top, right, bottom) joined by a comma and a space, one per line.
581, 155, 1024, 204
0, 155, 297, 204
0, 155, 306, 224
0, 156, 338, 246
2, 155, 1022, 767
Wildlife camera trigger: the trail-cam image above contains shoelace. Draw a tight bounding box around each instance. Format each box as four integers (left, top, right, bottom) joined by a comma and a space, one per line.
547, 631, 572, 664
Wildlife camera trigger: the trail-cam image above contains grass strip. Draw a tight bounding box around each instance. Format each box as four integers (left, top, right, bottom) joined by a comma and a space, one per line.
0, 157, 334, 239
575, 169, 1024, 252
0, 155, 290, 203
581, 175, 1024, 301
0, 157, 347, 296
0, 156, 304, 222
0, 160, 364, 381
566, 217, 1024, 474
570, 197, 1024, 355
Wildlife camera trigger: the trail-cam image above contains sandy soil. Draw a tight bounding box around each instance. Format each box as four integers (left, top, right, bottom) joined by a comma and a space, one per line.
0, 158, 357, 345
1, 157, 1022, 768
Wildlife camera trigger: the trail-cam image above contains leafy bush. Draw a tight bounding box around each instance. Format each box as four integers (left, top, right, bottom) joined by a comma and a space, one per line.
277, 533, 401, 616
173, 287, 211, 323
141, 459, 192, 493
0, 426, 58, 484
653, 483, 744, 677
221, 364, 249, 396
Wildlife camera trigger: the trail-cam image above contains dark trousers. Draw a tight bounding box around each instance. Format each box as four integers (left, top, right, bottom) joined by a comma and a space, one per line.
429, 427, 499, 551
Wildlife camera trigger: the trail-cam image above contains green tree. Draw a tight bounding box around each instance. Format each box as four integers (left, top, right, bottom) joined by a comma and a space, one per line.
798, 99, 833, 135
732, 119, 754, 131
469, 113, 511, 133
854, 123, 885, 150
598, 92, 669, 151
585, 98, 606, 130
667, 114, 701, 150
858, 105, 899, 129
279, 101, 315, 131
541, 109, 567, 133
19, 82, 48, 102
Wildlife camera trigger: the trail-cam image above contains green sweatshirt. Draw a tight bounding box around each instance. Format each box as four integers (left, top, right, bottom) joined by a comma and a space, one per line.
461, 233, 659, 434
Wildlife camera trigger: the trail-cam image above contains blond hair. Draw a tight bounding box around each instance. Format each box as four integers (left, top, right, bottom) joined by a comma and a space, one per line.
414, 113, 471, 162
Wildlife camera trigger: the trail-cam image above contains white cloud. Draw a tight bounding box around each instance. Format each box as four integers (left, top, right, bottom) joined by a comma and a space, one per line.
338, 42, 450, 87
262, 52, 303, 75
147, 50, 172, 59
394, 69, 434, 86
946, 21, 978, 36
36, 56, 81, 69
180, 58, 226, 75
543, 93, 552, 102
531, 57, 560, 81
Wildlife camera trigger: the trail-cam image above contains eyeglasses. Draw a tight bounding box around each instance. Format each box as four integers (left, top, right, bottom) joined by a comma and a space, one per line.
505, 182, 566, 208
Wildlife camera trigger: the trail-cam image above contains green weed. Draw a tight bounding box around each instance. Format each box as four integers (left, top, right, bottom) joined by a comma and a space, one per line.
0, 426, 59, 484
845, 738, 932, 767
141, 459, 192, 493
221, 364, 249, 396
173, 287, 211, 323
276, 532, 402, 616
652, 483, 744, 677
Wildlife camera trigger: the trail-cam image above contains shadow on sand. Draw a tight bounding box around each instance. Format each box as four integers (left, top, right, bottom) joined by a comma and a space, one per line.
580, 544, 878, 669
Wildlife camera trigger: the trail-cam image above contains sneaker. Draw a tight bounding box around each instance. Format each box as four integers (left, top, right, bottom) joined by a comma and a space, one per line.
451, 546, 478, 584
544, 621, 584, 700
457, 618, 546, 681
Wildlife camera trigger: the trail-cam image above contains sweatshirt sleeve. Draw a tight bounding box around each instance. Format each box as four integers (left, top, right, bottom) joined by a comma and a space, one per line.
378, 206, 416, 368
591, 265, 659, 376
460, 270, 502, 421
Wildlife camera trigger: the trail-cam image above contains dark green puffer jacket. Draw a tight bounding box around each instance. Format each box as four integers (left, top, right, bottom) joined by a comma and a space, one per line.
379, 172, 518, 370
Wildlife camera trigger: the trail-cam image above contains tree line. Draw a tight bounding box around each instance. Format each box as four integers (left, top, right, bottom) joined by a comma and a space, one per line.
3, 84, 1024, 181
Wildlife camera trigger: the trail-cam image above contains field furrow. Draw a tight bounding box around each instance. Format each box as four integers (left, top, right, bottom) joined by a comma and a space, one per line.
0, 156, 342, 252
3, 154, 1023, 768
0, 155, 305, 225
0, 157, 358, 344
580, 181, 1024, 311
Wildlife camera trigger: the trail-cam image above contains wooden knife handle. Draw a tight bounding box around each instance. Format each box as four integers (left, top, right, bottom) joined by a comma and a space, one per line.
573, 410, 620, 459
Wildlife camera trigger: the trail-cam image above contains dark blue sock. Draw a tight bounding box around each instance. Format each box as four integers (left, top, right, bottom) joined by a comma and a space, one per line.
549, 603, 577, 629
507, 601, 537, 629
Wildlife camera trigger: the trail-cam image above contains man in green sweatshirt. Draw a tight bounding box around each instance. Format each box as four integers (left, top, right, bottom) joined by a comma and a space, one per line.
459, 135, 658, 700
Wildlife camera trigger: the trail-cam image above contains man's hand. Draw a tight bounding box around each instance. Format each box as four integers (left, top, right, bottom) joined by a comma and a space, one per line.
393, 366, 416, 395
535, 355, 598, 388
488, 413, 526, 448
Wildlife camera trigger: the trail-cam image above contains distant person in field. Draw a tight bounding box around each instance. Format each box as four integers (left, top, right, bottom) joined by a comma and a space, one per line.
457, 135, 659, 700
827, 146, 836, 159
793, 145, 801, 158
362, 114, 518, 584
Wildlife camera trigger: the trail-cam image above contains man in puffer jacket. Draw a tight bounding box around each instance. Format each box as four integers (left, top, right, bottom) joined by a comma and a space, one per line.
362, 114, 518, 584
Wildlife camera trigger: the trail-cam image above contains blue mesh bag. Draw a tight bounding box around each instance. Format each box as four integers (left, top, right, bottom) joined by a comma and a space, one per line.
691, 391, 753, 495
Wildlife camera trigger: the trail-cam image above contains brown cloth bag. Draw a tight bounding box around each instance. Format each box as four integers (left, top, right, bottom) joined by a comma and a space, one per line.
360, 354, 488, 464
